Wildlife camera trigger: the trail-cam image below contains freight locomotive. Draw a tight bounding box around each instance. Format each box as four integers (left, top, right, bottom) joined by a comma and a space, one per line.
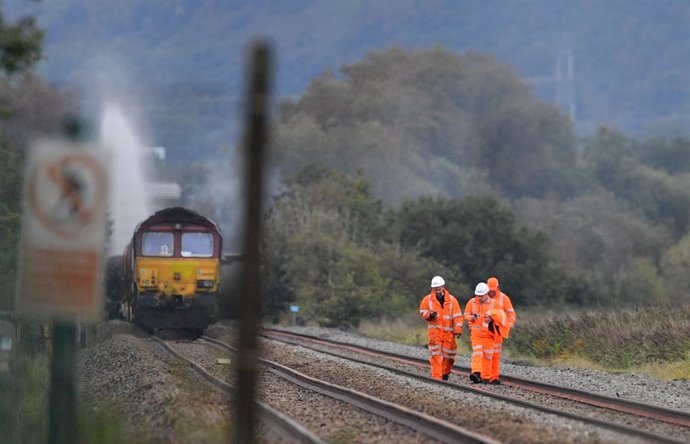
113, 207, 223, 332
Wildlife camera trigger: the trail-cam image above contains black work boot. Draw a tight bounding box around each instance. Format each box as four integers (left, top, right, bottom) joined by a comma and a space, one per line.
469, 372, 481, 383
442, 374, 449, 381
490, 379, 501, 385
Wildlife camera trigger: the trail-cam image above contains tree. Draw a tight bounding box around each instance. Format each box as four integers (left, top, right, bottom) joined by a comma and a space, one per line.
514, 192, 671, 305
0, 8, 66, 309
390, 194, 576, 305
582, 127, 690, 236
661, 234, 690, 304
640, 136, 690, 175
273, 47, 580, 203
262, 165, 452, 326
0, 13, 42, 74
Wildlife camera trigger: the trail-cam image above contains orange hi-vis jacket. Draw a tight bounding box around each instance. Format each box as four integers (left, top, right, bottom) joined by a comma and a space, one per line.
492, 291, 516, 338
464, 297, 507, 339
464, 297, 506, 378
419, 289, 463, 379
419, 289, 463, 341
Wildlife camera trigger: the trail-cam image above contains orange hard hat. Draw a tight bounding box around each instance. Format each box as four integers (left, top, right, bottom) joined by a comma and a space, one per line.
487, 308, 506, 325
487, 277, 499, 290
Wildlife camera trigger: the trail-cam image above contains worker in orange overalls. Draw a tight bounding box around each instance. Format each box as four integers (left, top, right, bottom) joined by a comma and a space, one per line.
464, 282, 507, 384
487, 276, 516, 384
419, 275, 463, 381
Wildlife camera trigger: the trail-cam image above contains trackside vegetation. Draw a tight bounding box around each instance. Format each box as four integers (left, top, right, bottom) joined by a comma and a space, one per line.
507, 306, 690, 379
256, 48, 690, 331
358, 306, 690, 380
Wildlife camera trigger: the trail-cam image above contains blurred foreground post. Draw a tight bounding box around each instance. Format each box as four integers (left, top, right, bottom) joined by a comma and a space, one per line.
47, 118, 89, 444
48, 322, 77, 443
233, 41, 272, 443
0, 312, 19, 442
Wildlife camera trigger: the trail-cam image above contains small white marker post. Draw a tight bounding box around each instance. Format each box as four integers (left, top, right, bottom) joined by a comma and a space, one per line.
289, 305, 300, 326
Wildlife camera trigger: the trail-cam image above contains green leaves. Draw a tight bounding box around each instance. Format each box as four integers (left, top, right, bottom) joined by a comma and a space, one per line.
264, 167, 578, 323
273, 47, 579, 203
0, 16, 43, 74
263, 166, 449, 326
392, 194, 571, 305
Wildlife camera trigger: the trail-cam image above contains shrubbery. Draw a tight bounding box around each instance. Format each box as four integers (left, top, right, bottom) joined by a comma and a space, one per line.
263, 166, 583, 326
510, 306, 690, 369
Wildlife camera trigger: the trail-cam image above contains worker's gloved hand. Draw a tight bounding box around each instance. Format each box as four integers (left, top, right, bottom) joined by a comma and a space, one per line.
472, 313, 480, 320
454, 333, 462, 338
428, 311, 438, 320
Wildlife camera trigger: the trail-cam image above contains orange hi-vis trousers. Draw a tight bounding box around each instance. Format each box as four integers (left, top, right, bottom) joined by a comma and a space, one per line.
470, 335, 495, 379
428, 337, 457, 379
490, 337, 503, 380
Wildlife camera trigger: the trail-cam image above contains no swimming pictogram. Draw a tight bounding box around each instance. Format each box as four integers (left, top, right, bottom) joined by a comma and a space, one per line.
28, 151, 107, 239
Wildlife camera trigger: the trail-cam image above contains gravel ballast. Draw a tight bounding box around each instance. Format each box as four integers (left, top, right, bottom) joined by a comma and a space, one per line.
78, 320, 689, 443
267, 324, 690, 413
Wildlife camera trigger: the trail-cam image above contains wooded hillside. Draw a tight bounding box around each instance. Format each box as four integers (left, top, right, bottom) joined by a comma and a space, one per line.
5, 0, 690, 162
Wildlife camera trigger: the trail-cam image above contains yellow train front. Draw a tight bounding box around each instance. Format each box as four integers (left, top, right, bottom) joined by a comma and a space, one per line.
121, 207, 222, 332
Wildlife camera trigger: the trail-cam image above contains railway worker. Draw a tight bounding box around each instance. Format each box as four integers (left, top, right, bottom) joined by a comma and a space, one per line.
464, 282, 507, 384
419, 275, 464, 381
486, 276, 516, 384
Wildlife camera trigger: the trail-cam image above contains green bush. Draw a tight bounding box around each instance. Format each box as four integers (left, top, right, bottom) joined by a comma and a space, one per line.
511, 305, 690, 369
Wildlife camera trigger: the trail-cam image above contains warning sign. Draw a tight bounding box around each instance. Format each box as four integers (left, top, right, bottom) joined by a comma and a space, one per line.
16, 139, 109, 320
28, 152, 107, 238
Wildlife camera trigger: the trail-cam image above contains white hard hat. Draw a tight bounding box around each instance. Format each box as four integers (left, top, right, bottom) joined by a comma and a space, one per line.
430, 276, 445, 288
475, 282, 489, 296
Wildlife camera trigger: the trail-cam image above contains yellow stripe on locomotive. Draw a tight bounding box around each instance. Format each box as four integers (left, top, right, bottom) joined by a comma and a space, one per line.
136, 258, 220, 296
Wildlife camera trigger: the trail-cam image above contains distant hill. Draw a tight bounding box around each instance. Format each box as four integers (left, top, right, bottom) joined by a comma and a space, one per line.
5, 0, 690, 163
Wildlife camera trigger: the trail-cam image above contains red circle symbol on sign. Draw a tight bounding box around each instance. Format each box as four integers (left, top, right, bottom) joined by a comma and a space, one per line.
28, 152, 107, 239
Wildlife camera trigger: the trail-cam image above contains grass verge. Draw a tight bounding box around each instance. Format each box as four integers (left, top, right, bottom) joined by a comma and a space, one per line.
358, 305, 690, 381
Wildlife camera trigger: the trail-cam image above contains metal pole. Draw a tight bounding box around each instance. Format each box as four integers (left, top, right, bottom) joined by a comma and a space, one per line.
233, 41, 272, 444
48, 117, 85, 444
48, 321, 77, 444
1, 315, 18, 443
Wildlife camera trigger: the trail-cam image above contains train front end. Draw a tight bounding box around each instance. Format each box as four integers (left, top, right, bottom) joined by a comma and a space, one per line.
122, 207, 223, 332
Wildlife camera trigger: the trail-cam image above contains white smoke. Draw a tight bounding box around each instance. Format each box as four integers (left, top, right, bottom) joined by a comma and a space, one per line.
100, 103, 153, 255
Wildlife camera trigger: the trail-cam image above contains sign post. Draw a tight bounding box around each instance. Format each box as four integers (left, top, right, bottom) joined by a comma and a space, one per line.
15, 130, 109, 444
16, 140, 109, 318
289, 305, 300, 326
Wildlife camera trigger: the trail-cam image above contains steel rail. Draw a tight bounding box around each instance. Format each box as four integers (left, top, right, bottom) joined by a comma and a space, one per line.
149, 335, 324, 444
259, 328, 689, 443
200, 336, 499, 444
263, 327, 690, 427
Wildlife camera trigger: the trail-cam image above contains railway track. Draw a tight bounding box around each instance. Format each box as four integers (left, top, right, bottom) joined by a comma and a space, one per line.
151, 333, 499, 443
259, 327, 690, 444
149, 334, 324, 444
